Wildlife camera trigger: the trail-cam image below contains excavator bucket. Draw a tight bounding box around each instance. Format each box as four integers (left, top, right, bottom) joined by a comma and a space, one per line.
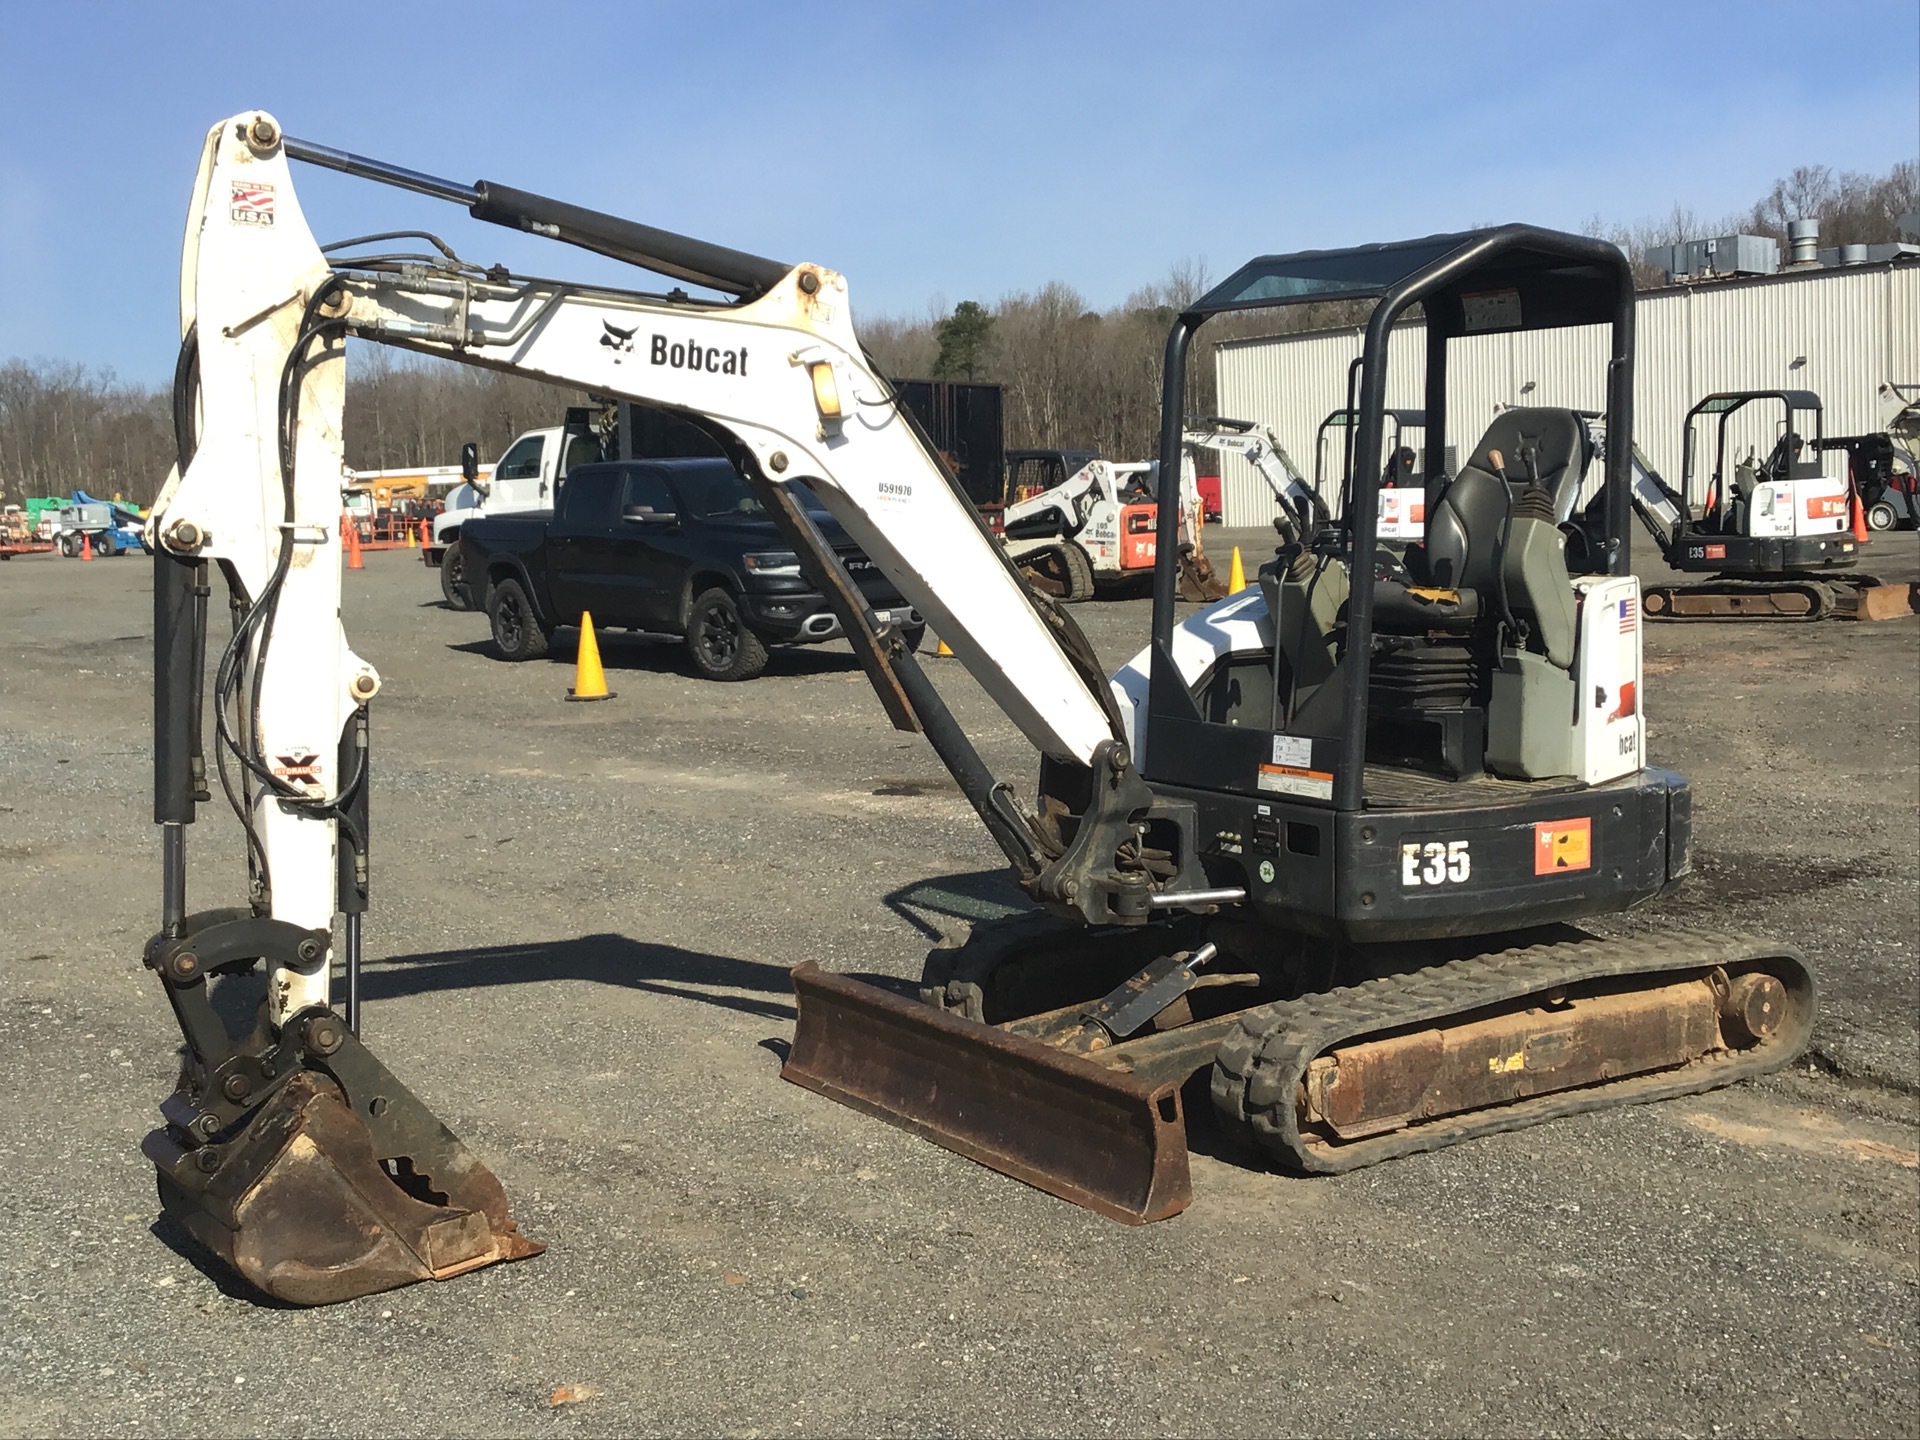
1178, 546, 1229, 602
145, 1038, 542, 1306
782, 961, 1191, 1224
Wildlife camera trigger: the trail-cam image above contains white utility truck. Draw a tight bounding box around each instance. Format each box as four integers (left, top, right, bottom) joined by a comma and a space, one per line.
427, 411, 609, 607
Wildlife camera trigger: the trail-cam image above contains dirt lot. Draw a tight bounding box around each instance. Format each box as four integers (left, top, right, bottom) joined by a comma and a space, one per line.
1, 533, 1915, 1438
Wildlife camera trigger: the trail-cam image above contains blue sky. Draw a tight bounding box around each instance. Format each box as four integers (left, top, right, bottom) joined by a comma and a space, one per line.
2, 0, 1914, 383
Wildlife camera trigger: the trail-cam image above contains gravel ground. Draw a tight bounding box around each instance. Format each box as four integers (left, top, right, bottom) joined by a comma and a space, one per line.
0, 532, 1914, 1438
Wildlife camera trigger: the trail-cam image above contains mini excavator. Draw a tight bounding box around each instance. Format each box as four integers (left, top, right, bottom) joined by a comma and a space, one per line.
1597, 390, 1881, 621
142, 112, 1813, 1305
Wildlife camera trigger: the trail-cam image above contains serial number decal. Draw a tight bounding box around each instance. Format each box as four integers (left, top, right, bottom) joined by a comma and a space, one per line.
1401, 840, 1471, 887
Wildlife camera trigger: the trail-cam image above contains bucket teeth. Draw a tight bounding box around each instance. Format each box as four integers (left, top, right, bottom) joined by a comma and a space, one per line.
146, 1043, 541, 1306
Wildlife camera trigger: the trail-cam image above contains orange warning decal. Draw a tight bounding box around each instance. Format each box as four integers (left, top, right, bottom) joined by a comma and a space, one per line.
1534, 817, 1592, 875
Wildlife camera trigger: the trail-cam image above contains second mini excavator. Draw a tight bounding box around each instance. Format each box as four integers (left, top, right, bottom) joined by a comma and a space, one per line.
1596, 389, 1890, 621
140, 113, 1812, 1305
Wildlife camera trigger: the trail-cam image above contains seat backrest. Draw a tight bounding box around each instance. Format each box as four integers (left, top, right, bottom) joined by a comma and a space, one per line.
1419, 408, 1593, 589
1421, 465, 1509, 591
1470, 408, 1592, 514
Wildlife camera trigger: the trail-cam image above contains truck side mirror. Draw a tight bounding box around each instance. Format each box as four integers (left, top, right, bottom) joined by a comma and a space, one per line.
621, 505, 678, 526
461, 442, 479, 481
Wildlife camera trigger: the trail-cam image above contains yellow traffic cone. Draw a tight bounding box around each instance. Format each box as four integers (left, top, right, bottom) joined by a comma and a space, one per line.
1227, 545, 1246, 594
405, 520, 417, 548
566, 611, 615, 701
935, 637, 954, 657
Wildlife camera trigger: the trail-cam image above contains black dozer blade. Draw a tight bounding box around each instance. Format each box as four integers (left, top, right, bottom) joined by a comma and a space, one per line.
144, 1031, 542, 1306
782, 960, 1191, 1224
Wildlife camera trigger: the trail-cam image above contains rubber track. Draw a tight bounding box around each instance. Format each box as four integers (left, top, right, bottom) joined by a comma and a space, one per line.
1209, 927, 1814, 1174
1643, 578, 1836, 622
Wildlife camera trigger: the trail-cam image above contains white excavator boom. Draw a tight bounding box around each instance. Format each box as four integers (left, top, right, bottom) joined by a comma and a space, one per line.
151, 112, 1122, 1024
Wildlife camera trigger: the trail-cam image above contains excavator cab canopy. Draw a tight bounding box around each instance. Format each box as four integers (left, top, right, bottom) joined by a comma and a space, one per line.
1148, 225, 1637, 812
1682, 391, 1829, 509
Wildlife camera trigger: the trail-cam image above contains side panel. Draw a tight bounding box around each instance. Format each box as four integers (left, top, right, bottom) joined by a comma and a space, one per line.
1571, 575, 1643, 785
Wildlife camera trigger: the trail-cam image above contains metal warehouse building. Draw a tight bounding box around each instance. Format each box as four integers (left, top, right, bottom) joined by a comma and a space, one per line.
1211, 258, 1920, 527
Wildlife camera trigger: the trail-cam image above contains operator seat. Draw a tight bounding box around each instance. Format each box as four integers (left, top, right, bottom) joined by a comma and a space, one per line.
1366, 410, 1589, 779
1374, 407, 1588, 657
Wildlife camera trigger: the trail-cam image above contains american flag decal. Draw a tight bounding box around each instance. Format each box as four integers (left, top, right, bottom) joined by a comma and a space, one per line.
1619, 596, 1637, 633
229, 181, 276, 226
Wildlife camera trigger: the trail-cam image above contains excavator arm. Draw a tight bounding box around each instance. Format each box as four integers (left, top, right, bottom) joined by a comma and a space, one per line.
143, 112, 1205, 1303
1182, 416, 1326, 533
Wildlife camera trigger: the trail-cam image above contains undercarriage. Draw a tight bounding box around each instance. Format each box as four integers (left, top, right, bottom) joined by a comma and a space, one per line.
786, 911, 1811, 1221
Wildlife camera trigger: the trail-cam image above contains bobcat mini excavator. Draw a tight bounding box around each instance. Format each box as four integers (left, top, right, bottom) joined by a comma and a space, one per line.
142, 112, 1812, 1305
1605, 390, 1877, 621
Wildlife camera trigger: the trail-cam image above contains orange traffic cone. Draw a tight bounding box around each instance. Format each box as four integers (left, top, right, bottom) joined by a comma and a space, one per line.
1851, 492, 1870, 544
345, 517, 364, 570
566, 611, 614, 701
80, 531, 93, 561
1227, 545, 1246, 594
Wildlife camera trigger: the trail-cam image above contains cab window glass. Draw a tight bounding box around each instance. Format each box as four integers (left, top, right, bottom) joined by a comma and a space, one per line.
495, 436, 544, 481
622, 469, 678, 516
561, 431, 608, 476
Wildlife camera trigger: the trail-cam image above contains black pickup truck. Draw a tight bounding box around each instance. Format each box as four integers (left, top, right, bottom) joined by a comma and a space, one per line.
459, 458, 923, 680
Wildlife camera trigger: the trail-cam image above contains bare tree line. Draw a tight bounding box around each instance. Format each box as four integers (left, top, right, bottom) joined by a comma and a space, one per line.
0, 347, 584, 509
1593, 159, 1918, 286
1, 158, 1912, 508
0, 359, 173, 505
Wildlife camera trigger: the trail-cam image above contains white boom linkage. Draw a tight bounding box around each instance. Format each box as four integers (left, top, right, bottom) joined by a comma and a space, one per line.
151, 112, 1118, 1028
1181, 419, 1323, 531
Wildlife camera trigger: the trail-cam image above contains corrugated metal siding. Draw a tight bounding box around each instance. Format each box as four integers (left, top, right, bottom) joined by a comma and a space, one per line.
1215, 262, 1917, 526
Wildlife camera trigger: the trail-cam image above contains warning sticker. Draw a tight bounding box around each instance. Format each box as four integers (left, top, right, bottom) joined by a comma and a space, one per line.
1270, 733, 1313, 768
230, 180, 276, 226
1704, 543, 1727, 561
1258, 764, 1333, 801
1534, 817, 1592, 875
1460, 287, 1522, 332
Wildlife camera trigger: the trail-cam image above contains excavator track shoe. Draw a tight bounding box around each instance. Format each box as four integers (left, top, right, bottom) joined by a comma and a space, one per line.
783, 960, 1191, 1224
1212, 929, 1813, 1174
145, 1036, 541, 1306
1640, 576, 1914, 622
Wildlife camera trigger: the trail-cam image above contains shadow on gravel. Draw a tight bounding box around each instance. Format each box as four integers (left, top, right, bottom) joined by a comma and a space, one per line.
883, 868, 1033, 942
443, 633, 867, 680
1687, 850, 1874, 903
148, 1212, 298, 1307
357, 933, 799, 1022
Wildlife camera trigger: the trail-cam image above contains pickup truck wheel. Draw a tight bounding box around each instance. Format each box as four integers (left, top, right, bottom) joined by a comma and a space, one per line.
440, 541, 473, 610
489, 577, 551, 662
686, 587, 769, 681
